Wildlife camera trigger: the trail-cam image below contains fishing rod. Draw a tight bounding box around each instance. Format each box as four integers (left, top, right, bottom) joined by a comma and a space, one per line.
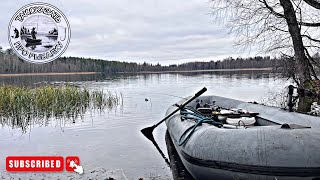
153, 92, 187, 100
140, 91, 188, 104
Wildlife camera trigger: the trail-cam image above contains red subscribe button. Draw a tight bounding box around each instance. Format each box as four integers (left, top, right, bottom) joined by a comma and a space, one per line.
6, 156, 64, 172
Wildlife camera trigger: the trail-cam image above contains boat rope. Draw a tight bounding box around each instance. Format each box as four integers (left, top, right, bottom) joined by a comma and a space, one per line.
178, 106, 222, 146
238, 120, 246, 127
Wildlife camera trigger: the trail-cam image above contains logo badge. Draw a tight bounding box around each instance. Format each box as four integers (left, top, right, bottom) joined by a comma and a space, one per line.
8, 3, 71, 64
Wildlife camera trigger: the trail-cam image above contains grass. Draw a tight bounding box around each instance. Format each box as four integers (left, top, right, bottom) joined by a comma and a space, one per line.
0, 85, 122, 132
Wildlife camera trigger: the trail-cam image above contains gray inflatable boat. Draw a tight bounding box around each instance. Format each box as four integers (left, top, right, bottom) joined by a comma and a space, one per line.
165, 95, 320, 180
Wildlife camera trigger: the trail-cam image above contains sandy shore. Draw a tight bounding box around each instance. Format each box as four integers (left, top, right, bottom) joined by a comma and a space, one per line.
0, 72, 99, 77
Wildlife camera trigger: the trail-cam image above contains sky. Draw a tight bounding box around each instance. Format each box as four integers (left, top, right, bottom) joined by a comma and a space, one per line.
0, 0, 260, 65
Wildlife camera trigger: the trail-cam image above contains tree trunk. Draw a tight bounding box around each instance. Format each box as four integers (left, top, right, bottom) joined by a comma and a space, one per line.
279, 0, 313, 112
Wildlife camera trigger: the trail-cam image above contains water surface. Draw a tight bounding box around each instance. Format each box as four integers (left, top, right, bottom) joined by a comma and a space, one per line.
0, 71, 290, 179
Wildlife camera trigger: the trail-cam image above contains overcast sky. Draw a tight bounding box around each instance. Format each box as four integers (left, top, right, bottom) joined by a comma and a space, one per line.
1, 0, 260, 65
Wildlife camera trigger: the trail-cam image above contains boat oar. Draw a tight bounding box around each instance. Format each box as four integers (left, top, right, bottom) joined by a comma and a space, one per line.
141, 87, 207, 142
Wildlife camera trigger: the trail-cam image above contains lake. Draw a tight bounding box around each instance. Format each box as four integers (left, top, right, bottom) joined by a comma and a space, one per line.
0, 70, 291, 179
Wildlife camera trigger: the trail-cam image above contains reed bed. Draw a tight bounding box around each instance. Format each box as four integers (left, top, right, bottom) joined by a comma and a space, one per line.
0, 85, 122, 132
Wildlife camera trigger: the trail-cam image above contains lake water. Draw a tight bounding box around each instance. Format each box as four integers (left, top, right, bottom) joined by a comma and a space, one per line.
0, 71, 291, 179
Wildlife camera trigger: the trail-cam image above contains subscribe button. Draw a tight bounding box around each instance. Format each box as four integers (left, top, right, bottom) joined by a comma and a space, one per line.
6, 156, 81, 173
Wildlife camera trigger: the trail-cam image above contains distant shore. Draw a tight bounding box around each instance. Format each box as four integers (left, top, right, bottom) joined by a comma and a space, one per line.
0, 68, 273, 77
119, 67, 273, 74
0, 72, 98, 77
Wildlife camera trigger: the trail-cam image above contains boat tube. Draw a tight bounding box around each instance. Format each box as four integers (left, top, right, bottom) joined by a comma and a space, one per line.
165, 95, 320, 180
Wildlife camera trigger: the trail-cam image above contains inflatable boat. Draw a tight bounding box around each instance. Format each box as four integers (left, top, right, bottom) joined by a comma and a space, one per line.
165, 95, 320, 180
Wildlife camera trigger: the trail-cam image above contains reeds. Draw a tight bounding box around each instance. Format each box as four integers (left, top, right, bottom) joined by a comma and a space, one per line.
0, 85, 122, 131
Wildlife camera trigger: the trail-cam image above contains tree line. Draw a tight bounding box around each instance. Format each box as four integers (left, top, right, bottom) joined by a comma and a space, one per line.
0, 50, 281, 74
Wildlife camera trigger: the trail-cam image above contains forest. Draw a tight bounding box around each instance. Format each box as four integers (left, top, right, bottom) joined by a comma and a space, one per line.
0, 48, 282, 74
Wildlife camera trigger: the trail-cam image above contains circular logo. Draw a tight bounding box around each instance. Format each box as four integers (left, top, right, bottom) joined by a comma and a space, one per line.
8, 3, 71, 64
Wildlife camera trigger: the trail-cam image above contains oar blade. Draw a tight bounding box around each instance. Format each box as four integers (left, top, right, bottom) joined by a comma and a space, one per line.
141, 125, 156, 142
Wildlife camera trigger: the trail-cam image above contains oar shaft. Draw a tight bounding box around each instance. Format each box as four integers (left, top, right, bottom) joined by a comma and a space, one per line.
154, 106, 180, 127
154, 87, 207, 127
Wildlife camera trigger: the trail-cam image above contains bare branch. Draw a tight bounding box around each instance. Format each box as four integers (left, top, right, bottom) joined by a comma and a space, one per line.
302, 34, 320, 43
299, 21, 320, 27
304, 47, 319, 80
259, 0, 285, 18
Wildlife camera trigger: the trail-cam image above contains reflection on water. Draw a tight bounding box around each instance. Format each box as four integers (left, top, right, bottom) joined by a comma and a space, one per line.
0, 71, 291, 179
0, 73, 106, 86
162, 69, 273, 77
0, 70, 277, 86
165, 130, 194, 180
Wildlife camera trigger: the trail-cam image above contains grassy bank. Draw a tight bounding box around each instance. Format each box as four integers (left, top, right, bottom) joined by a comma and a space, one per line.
0, 85, 122, 131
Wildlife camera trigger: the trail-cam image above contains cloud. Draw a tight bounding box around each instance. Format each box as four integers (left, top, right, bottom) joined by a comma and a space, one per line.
0, 0, 255, 64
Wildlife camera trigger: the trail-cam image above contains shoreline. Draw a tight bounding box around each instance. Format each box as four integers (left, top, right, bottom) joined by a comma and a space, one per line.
0, 72, 99, 77
119, 67, 273, 74
0, 67, 273, 77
